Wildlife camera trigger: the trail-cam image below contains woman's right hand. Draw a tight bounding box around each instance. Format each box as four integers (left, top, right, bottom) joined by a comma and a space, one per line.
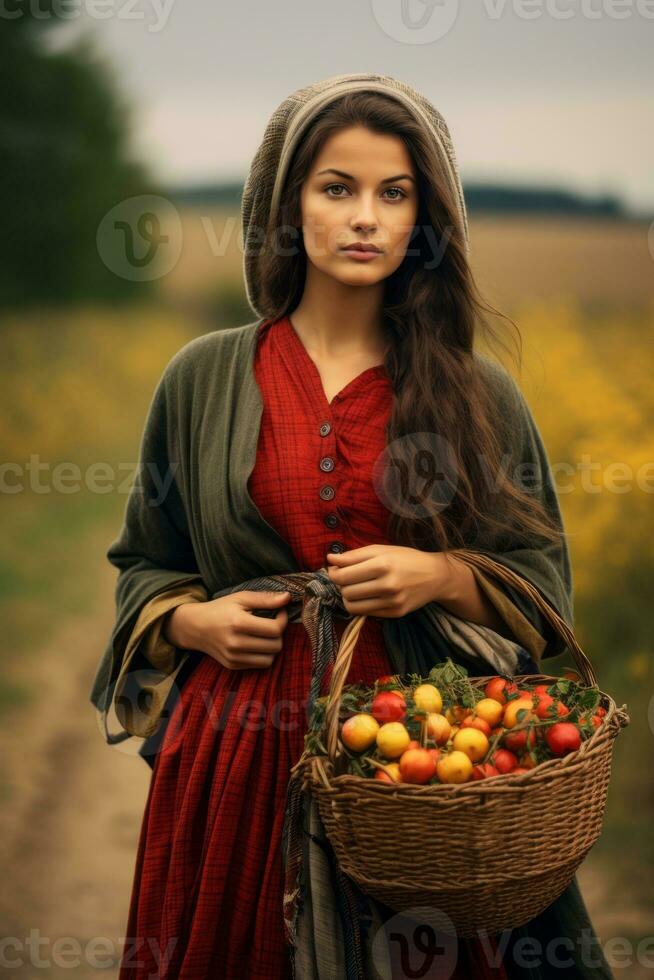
163, 590, 292, 670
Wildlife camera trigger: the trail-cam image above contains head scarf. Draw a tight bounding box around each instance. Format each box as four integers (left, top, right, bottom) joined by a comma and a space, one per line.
240, 71, 470, 317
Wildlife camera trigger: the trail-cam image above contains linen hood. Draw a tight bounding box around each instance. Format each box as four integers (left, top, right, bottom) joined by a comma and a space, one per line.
240, 71, 469, 317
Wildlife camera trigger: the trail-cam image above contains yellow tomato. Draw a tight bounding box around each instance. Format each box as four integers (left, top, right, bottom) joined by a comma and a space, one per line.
426, 712, 452, 746
503, 697, 537, 729
376, 722, 411, 759
453, 728, 489, 762
473, 698, 504, 728
341, 713, 380, 751
413, 684, 443, 716
436, 750, 473, 784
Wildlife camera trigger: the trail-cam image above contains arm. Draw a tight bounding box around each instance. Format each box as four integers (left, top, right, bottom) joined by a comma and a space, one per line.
89, 351, 208, 743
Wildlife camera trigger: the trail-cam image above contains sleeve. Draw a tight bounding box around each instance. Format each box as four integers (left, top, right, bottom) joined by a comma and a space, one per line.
472, 370, 574, 661
111, 582, 209, 739
468, 567, 547, 663
89, 353, 209, 743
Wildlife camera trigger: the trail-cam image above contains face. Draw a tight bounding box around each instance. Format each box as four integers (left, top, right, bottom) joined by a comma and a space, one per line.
299, 125, 419, 287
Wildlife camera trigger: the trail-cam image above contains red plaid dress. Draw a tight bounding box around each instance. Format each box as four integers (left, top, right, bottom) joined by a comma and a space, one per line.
118, 314, 508, 979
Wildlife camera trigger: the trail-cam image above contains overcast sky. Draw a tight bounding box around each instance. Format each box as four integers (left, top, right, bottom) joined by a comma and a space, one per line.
59, 0, 653, 212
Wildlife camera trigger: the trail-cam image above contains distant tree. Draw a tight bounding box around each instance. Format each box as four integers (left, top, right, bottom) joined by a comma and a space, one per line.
0, 5, 163, 307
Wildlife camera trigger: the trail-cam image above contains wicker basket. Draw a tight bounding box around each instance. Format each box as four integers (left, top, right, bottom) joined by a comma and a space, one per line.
294, 548, 630, 938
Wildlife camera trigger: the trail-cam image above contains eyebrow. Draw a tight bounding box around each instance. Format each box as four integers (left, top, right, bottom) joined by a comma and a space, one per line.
315, 168, 416, 184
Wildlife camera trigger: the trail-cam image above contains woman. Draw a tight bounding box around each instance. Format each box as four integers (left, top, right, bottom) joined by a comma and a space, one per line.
91, 73, 613, 978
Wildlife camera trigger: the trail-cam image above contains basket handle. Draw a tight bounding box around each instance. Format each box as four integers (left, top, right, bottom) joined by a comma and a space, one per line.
324, 548, 597, 765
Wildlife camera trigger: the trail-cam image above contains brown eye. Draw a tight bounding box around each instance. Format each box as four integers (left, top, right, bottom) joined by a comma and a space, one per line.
325, 183, 350, 197
383, 187, 407, 201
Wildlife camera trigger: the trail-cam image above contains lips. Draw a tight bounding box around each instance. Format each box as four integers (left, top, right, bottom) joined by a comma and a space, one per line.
341, 243, 382, 253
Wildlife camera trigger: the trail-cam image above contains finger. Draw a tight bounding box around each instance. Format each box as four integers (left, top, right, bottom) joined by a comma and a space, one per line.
235, 590, 292, 607
229, 633, 284, 654
238, 608, 289, 638
330, 558, 384, 587
326, 545, 380, 566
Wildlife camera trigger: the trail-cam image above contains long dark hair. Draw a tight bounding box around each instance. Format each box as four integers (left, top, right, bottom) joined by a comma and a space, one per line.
255, 90, 564, 555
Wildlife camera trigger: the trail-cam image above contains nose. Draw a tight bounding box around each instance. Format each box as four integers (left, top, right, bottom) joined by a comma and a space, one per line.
349, 192, 378, 233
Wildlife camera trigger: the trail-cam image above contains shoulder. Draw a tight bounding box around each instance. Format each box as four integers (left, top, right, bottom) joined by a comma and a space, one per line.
159, 319, 262, 392
473, 350, 526, 417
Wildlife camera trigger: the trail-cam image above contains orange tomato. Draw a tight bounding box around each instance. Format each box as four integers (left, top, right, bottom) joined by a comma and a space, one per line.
399, 747, 438, 784
426, 712, 452, 745
460, 715, 492, 737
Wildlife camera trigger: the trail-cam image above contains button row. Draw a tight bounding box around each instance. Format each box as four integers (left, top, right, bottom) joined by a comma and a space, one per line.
318, 421, 342, 554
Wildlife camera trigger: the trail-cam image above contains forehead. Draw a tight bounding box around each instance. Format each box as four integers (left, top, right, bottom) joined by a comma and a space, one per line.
309, 125, 415, 177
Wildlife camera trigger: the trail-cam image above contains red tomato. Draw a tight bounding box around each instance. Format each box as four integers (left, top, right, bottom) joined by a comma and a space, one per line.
427, 747, 441, 766
399, 747, 437, 785
491, 749, 518, 774
471, 763, 499, 780
376, 675, 397, 686
484, 677, 519, 705
535, 694, 570, 720
371, 691, 407, 724
545, 722, 581, 757
512, 767, 530, 774
502, 728, 536, 753
533, 684, 551, 696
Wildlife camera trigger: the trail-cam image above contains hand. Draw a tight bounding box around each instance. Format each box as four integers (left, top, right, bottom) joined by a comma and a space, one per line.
325, 544, 455, 618
164, 591, 291, 670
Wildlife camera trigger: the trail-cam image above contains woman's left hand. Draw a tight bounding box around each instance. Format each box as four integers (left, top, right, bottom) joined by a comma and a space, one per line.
325, 544, 456, 618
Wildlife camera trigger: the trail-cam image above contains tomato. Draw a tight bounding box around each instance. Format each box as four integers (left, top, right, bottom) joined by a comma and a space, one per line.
518, 752, 537, 769
502, 728, 536, 753
534, 694, 569, 720
473, 698, 504, 728
376, 722, 411, 759
341, 713, 380, 751
453, 728, 489, 762
374, 762, 401, 783
371, 691, 407, 724
490, 749, 518, 774
484, 677, 519, 705
471, 763, 499, 780
545, 722, 581, 757
413, 684, 443, 716
376, 675, 397, 686
460, 715, 492, 737
512, 767, 530, 775
399, 747, 437, 784
426, 713, 452, 746
436, 751, 473, 784
503, 697, 537, 729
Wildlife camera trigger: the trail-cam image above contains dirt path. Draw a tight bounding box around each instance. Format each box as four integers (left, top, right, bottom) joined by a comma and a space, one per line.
0, 559, 150, 979
0, 561, 650, 978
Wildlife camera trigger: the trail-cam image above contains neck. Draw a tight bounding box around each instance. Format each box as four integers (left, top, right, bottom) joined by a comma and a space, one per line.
289, 266, 388, 360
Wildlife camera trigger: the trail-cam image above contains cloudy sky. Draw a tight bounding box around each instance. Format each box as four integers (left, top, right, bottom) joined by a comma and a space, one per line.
59, 0, 653, 212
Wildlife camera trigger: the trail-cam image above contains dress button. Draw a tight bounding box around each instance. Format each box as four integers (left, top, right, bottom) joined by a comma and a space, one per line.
319, 456, 335, 472
329, 541, 345, 554
324, 512, 339, 529
319, 485, 335, 501
319, 421, 331, 437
